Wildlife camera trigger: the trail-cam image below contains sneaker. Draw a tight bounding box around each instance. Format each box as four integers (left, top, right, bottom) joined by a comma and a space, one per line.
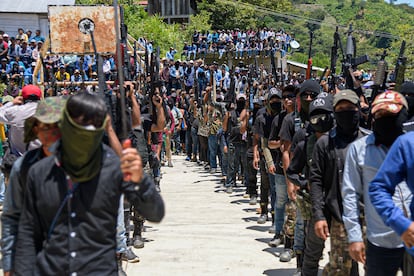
133, 235, 145, 249
257, 214, 268, 224
249, 196, 257, 205
121, 247, 140, 263
243, 192, 249, 199
279, 249, 296, 262
185, 156, 191, 161
268, 225, 276, 234
209, 168, 217, 174
117, 254, 127, 276
225, 186, 233, 194
268, 234, 283, 247
168, 160, 173, 167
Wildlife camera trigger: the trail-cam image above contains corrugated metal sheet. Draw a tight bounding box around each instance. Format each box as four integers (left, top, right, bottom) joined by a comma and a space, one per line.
48, 5, 118, 54
0, 0, 75, 14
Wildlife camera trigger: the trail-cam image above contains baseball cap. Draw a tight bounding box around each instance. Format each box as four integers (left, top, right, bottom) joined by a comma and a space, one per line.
333, 89, 359, 107
30, 39, 36, 43
299, 79, 320, 95
371, 90, 408, 115
22, 85, 41, 100
236, 93, 246, 100
2, 34, 9, 38
252, 97, 262, 105
267, 87, 282, 100
400, 82, 414, 96
310, 93, 334, 115
24, 96, 66, 143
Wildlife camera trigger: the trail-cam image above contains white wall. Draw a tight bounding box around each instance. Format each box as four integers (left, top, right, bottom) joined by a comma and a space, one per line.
0, 13, 49, 39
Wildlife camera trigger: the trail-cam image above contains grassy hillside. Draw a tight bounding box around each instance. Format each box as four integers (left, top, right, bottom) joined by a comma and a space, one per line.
199, 0, 414, 78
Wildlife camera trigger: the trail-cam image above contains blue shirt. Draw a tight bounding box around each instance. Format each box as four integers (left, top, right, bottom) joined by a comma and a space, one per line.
369, 131, 414, 237
343, 134, 411, 248
166, 50, 176, 61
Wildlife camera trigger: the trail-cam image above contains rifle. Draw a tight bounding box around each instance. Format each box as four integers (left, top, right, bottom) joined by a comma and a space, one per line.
133, 41, 138, 81
329, 27, 340, 92
370, 50, 388, 103
247, 64, 255, 111
393, 40, 407, 92
269, 38, 278, 85
149, 46, 160, 121
119, 6, 132, 81
342, 24, 369, 89
306, 31, 313, 80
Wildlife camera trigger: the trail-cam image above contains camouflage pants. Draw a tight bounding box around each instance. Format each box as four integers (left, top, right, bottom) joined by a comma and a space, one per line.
296, 191, 312, 221
283, 200, 297, 240
323, 219, 359, 276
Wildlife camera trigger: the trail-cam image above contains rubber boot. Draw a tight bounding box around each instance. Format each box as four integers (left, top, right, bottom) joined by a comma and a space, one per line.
132, 216, 145, 249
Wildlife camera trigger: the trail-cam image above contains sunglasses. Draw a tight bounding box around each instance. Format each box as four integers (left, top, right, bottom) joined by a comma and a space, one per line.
301, 91, 319, 99
310, 113, 328, 125
282, 94, 295, 100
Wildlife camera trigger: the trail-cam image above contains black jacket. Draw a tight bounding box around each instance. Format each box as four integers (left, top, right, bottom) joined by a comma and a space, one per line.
309, 128, 365, 222
15, 144, 164, 275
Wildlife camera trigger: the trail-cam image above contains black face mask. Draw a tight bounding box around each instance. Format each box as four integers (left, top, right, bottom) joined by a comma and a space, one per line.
405, 96, 414, 117
269, 101, 281, 115
334, 110, 360, 136
236, 100, 245, 111
373, 109, 408, 147
310, 113, 334, 133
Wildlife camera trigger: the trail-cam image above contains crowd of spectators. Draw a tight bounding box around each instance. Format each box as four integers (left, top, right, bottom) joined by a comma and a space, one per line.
138, 28, 295, 63
0, 28, 121, 96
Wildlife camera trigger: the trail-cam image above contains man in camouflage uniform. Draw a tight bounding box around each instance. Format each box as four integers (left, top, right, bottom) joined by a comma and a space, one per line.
279, 80, 321, 263
286, 93, 334, 275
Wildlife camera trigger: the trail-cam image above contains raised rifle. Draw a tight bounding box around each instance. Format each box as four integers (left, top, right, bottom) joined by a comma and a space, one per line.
119, 6, 132, 81
269, 38, 278, 85
342, 24, 369, 89
329, 27, 340, 92
306, 31, 313, 80
393, 40, 407, 92
370, 49, 388, 103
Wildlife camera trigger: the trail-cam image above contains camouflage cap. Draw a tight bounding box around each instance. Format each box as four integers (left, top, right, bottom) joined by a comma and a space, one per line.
24, 97, 66, 143
371, 90, 408, 115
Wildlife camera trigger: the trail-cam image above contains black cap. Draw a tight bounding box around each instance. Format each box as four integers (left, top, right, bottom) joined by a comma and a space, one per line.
310, 92, 333, 115
299, 79, 320, 95
268, 87, 282, 100
400, 82, 414, 95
